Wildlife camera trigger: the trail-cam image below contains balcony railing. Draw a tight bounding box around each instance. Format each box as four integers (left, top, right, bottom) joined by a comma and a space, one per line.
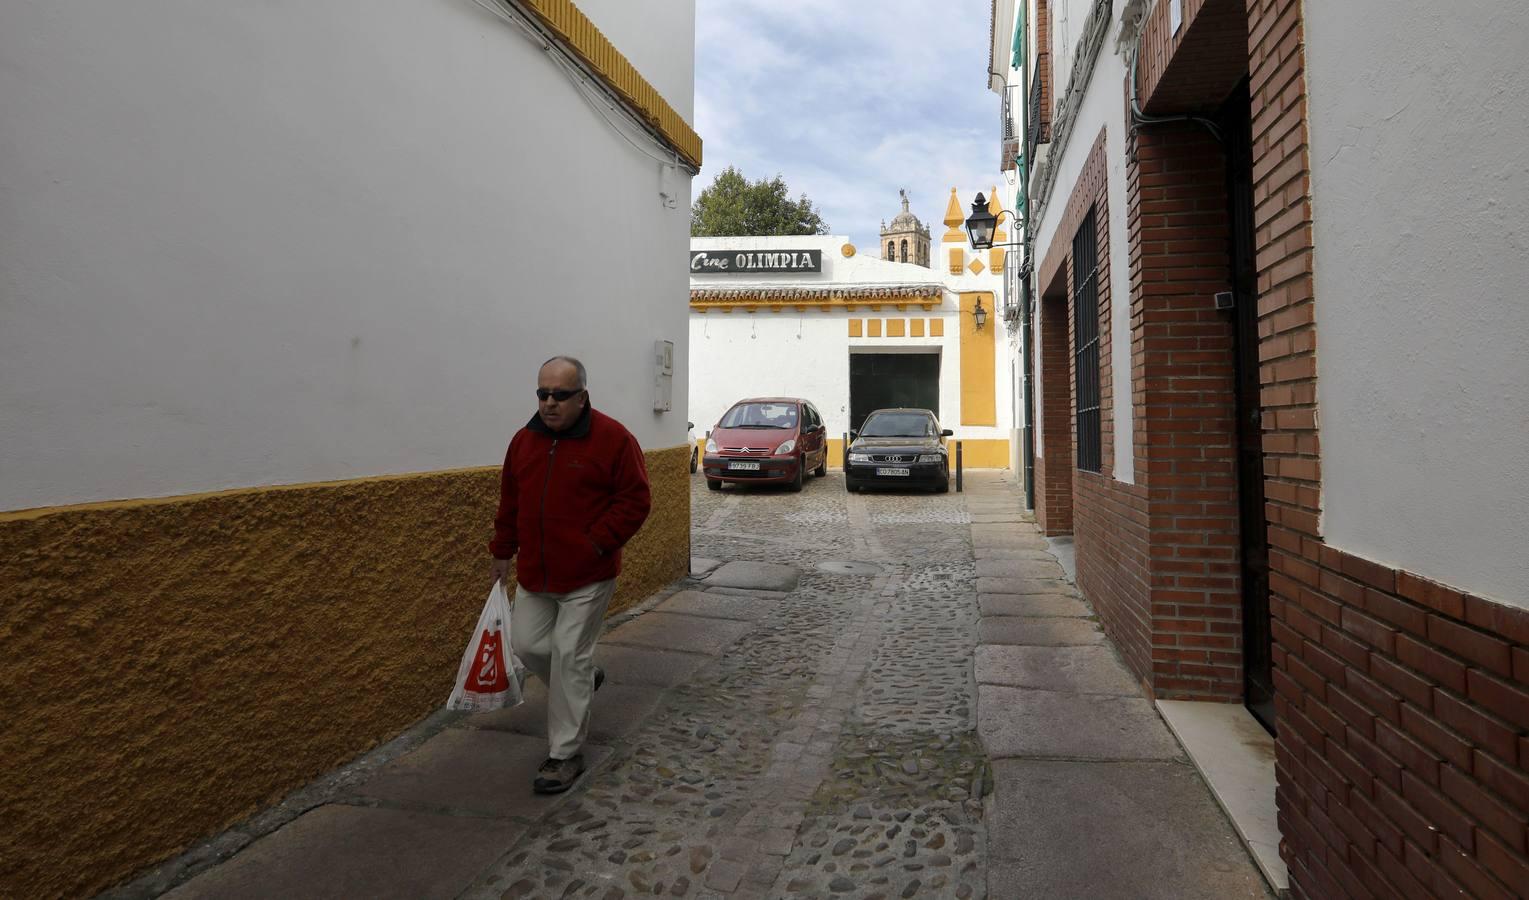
1026, 53, 1050, 164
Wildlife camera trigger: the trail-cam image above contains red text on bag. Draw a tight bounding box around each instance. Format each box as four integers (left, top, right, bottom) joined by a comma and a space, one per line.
465, 629, 509, 692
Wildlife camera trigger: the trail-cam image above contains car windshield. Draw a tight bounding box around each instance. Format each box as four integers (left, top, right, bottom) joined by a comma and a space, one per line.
719, 402, 798, 429
859, 412, 935, 437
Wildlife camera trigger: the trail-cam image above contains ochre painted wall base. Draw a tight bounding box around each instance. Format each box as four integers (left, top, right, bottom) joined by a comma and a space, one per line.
0, 445, 689, 898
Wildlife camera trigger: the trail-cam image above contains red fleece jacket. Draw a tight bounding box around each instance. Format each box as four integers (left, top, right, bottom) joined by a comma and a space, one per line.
489, 406, 652, 593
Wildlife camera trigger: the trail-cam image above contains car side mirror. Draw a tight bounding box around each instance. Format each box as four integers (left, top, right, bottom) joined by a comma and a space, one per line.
940, 429, 954, 437
848, 430, 858, 441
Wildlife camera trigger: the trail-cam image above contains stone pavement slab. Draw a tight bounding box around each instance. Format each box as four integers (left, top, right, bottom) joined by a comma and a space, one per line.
975, 644, 1142, 696
469, 681, 664, 743
601, 610, 754, 656
656, 589, 770, 621
976, 576, 1075, 595
975, 557, 1067, 579
690, 557, 724, 575
971, 546, 1056, 561
592, 644, 710, 687
978, 686, 1184, 760
347, 729, 610, 819
704, 560, 801, 592
978, 593, 1090, 618
986, 760, 1270, 899
978, 616, 1104, 646
162, 805, 523, 900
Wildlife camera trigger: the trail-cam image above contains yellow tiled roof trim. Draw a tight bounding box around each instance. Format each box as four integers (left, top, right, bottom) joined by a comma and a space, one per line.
523, 0, 703, 168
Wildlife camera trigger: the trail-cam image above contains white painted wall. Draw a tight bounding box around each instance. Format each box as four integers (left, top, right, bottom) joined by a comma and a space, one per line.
1307, 1, 1529, 607
0, 0, 695, 511
689, 233, 1011, 447
580, 0, 695, 121
1028, 0, 1135, 481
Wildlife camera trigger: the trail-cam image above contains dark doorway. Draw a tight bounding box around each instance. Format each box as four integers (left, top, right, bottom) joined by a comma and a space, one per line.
849, 352, 939, 434
1221, 79, 1275, 735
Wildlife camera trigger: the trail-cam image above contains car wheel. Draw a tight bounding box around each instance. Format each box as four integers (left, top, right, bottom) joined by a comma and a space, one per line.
788, 459, 804, 492
935, 476, 950, 494
706, 478, 722, 491
814, 453, 827, 478
844, 478, 857, 493
690, 446, 698, 474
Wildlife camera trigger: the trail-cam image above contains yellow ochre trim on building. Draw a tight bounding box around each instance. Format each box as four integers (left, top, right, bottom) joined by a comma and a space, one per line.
967, 257, 986, 275
867, 319, 883, 337
943, 187, 965, 228
521, 0, 702, 167
990, 248, 1006, 273
948, 248, 965, 274
945, 437, 1011, 469
886, 318, 906, 337
911, 319, 926, 337
929, 318, 944, 337
841, 243, 856, 257
848, 319, 863, 337
960, 291, 997, 426
0, 447, 690, 898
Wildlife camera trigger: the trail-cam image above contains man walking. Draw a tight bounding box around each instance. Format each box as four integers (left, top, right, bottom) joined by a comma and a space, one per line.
490, 356, 651, 793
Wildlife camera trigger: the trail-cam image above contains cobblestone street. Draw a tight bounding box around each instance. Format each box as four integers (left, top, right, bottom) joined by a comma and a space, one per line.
149, 470, 1269, 900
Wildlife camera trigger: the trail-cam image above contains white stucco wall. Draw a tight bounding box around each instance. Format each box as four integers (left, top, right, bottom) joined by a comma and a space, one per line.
689, 234, 1011, 445
1029, 0, 1135, 481
1306, 2, 1529, 607
0, 0, 695, 511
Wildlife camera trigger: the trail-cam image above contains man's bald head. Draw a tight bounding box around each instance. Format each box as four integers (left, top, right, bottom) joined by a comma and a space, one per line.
536, 356, 589, 432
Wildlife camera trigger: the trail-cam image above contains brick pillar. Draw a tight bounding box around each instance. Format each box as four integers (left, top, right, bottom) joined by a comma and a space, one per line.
1035, 290, 1074, 535
1128, 122, 1243, 700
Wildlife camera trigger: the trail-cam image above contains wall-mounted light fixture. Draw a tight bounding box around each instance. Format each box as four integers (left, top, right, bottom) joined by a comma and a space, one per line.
964, 192, 1023, 251
974, 296, 988, 330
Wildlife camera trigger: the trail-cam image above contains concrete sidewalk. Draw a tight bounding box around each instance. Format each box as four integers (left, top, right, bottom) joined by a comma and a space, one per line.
965, 475, 1272, 899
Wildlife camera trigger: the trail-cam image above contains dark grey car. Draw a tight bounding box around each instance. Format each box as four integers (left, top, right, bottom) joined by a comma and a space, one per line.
843, 408, 952, 493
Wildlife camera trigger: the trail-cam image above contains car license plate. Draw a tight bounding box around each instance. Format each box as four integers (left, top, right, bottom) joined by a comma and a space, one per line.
876, 467, 911, 477
728, 461, 761, 471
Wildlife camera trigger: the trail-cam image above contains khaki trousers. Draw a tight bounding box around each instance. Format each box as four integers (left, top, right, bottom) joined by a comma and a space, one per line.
510, 578, 616, 759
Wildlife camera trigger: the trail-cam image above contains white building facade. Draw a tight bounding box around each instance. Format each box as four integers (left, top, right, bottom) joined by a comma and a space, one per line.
0, 1, 698, 895
690, 193, 1021, 471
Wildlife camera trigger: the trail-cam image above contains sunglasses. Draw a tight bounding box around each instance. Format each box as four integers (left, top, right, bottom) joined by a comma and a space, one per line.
536, 388, 584, 402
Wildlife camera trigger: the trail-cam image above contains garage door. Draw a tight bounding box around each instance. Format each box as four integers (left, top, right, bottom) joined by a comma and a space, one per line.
849, 352, 940, 433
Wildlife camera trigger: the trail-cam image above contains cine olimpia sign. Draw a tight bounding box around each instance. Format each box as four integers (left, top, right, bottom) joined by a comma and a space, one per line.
690, 249, 823, 274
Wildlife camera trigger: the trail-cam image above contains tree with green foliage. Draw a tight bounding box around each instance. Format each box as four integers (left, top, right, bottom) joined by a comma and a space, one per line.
690, 167, 829, 236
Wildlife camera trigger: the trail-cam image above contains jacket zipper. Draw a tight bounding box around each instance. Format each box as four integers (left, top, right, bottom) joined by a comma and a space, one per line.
540, 439, 557, 591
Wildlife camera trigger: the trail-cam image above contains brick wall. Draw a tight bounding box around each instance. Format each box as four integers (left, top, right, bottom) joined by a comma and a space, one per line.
1035, 291, 1073, 536
1242, 0, 1529, 896
1128, 121, 1244, 701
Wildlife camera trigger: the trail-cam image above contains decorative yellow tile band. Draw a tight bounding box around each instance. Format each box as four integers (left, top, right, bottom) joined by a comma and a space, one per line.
0, 447, 690, 897
886, 319, 906, 337
867, 319, 883, 338
930, 318, 945, 337
521, 0, 703, 167
848, 319, 863, 337
911, 319, 925, 337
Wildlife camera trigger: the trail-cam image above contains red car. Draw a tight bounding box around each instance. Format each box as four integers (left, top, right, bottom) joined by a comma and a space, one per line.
702, 397, 830, 492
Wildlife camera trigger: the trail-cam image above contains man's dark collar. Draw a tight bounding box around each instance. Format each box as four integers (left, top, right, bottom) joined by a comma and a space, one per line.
525, 403, 593, 438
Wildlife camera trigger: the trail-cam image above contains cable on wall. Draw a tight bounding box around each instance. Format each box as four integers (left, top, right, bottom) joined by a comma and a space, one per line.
467, 0, 698, 178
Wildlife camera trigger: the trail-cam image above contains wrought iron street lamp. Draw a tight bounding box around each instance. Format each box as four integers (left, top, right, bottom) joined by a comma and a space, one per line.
964, 192, 1023, 251
973, 296, 988, 330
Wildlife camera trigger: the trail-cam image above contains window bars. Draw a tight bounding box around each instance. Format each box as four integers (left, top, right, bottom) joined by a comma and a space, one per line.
1073, 208, 1102, 473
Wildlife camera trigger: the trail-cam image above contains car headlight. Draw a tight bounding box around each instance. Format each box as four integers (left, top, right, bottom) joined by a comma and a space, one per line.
917, 454, 944, 463
775, 439, 796, 455
705, 438, 718, 453
848, 452, 872, 463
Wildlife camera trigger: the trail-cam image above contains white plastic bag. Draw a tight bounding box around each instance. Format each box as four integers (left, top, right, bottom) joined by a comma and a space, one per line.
446, 581, 526, 712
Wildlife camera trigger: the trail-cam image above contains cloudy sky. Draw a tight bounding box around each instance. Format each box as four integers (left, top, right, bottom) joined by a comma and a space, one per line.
694, 0, 1010, 254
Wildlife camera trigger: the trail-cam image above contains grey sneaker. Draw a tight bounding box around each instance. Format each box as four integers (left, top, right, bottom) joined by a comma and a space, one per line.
533, 754, 585, 794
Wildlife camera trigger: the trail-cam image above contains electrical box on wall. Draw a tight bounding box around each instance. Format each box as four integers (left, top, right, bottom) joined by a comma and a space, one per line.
653, 339, 674, 411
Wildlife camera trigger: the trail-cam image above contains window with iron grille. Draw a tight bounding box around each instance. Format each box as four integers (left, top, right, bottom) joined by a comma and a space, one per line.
1073, 208, 1102, 472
